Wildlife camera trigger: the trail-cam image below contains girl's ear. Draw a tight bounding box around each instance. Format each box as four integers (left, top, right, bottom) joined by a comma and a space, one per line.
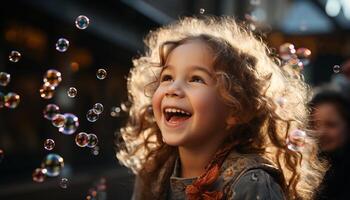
225, 115, 236, 130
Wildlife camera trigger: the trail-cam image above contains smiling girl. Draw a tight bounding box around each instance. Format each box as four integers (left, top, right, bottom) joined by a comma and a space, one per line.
116, 16, 327, 200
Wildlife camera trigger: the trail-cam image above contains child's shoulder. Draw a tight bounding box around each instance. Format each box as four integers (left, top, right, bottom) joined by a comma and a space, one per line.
221, 151, 286, 199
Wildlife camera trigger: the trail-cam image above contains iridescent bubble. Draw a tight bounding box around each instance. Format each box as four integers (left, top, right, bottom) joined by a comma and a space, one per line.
0, 149, 4, 163
4, 92, 20, 108
0, 72, 11, 86
56, 38, 69, 52
44, 139, 55, 151
287, 58, 304, 71
41, 153, 64, 177
199, 8, 205, 14
86, 109, 99, 122
75, 15, 90, 30
96, 68, 107, 80
75, 132, 89, 147
67, 87, 77, 98
87, 134, 98, 148
52, 114, 66, 128
110, 106, 121, 117
333, 65, 341, 73
93, 103, 103, 115
91, 146, 99, 156
279, 43, 296, 61
40, 82, 55, 99
287, 129, 306, 152
9, 50, 21, 63
43, 104, 60, 120
32, 168, 47, 183
44, 69, 62, 87
296, 48, 311, 66
59, 178, 69, 189
59, 113, 79, 135
0, 92, 5, 108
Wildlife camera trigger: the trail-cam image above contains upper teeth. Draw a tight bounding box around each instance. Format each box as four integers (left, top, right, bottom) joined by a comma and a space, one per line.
165, 108, 191, 115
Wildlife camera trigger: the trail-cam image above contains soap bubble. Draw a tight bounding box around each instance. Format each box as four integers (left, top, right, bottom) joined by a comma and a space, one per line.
59, 178, 69, 189
67, 87, 77, 98
93, 103, 103, 115
287, 58, 304, 71
96, 68, 107, 80
287, 129, 306, 152
32, 168, 47, 183
75, 132, 89, 147
296, 48, 311, 66
75, 15, 90, 30
279, 43, 296, 61
0, 72, 11, 86
333, 65, 341, 73
56, 38, 69, 52
59, 113, 79, 135
4, 92, 20, 108
41, 153, 64, 177
9, 50, 21, 62
44, 69, 62, 87
110, 106, 121, 117
91, 146, 99, 156
40, 82, 55, 99
86, 109, 99, 122
87, 134, 98, 148
44, 139, 55, 151
52, 114, 66, 128
199, 8, 205, 14
43, 104, 60, 120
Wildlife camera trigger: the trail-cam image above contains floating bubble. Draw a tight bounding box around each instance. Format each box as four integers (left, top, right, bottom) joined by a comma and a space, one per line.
41, 153, 64, 177
75, 132, 89, 147
0, 72, 11, 86
56, 38, 69, 52
67, 87, 77, 98
86, 109, 99, 122
59, 178, 69, 189
40, 82, 55, 99
287, 58, 303, 71
333, 65, 341, 73
91, 146, 99, 156
296, 48, 311, 66
0, 92, 5, 108
199, 8, 205, 14
52, 114, 66, 128
4, 92, 20, 108
44, 69, 62, 87
87, 134, 98, 148
96, 68, 107, 80
44, 139, 55, 151
43, 104, 60, 120
58, 113, 79, 135
0, 149, 4, 163
279, 43, 296, 61
75, 15, 90, 30
9, 50, 21, 63
32, 168, 47, 183
287, 129, 306, 152
110, 106, 121, 117
93, 103, 103, 115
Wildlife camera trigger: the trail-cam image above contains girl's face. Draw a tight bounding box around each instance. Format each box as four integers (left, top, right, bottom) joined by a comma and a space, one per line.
152, 40, 233, 147
312, 103, 348, 152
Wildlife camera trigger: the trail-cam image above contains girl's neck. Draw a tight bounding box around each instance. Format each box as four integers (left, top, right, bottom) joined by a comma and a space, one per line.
178, 139, 225, 178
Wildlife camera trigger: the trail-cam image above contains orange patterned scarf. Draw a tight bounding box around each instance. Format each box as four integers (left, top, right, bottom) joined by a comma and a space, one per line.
185, 143, 235, 200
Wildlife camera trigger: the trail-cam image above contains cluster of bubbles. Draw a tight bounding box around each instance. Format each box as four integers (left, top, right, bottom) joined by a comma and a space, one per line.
86, 177, 107, 200
43, 104, 79, 135
40, 69, 62, 99
32, 153, 64, 183
75, 132, 98, 149
96, 68, 107, 80
286, 129, 306, 152
9, 50, 21, 63
86, 103, 104, 122
110, 102, 130, 118
0, 72, 21, 109
279, 43, 312, 71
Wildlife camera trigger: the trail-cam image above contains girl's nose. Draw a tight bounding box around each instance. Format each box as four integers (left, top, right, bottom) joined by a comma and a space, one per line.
165, 81, 185, 98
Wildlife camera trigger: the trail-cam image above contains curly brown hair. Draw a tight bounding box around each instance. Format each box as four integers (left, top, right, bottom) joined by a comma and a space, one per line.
116, 16, 327, 199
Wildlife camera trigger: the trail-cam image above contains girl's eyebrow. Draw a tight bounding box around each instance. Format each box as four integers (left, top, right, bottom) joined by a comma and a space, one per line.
162, 64, 213, 77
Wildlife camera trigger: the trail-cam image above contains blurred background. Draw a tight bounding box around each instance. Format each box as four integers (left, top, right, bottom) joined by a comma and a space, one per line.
0, 0, 349, 199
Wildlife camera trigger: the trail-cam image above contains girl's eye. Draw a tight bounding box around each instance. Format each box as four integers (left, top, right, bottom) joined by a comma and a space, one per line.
190, 75, 205, 84
160, 74, 173, 82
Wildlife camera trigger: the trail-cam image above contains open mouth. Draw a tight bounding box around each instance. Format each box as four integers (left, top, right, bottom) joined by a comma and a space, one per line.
163, 107, 192, 123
